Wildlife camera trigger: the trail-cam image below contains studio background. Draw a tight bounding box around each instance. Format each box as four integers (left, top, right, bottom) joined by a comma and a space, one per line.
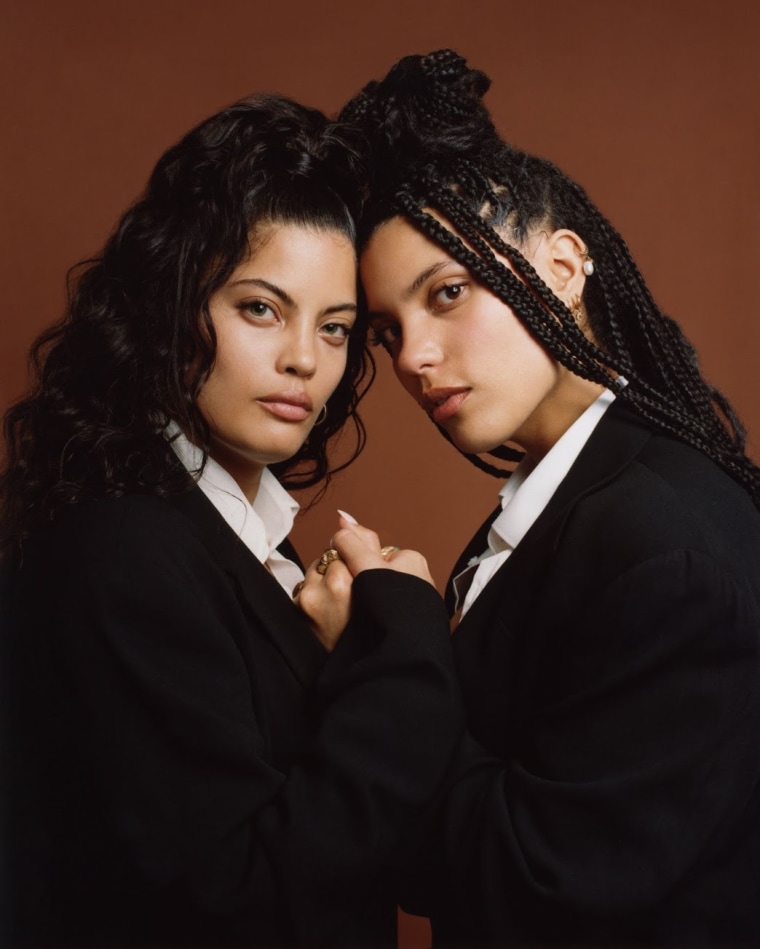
2, 2, 759, 944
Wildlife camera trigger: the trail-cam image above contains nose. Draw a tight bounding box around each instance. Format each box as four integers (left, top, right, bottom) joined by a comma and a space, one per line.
278, 323, 317, 378
394, 318, 442, 378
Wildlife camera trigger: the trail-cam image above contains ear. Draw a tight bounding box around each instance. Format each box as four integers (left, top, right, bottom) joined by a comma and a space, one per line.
530, 228, 589, 298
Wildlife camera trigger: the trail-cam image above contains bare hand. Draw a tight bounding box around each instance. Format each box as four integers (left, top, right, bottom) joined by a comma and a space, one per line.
294, 513, 436, 652
331, 513, 435, 586
294, 553, 353, 653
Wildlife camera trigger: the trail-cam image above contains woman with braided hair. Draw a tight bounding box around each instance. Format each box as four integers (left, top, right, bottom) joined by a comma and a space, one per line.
0, 92, 464, 947
297, 50, 760, 945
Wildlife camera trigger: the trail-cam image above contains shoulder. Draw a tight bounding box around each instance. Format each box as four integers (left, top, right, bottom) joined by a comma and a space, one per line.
58, 491, 200, 544
565, 425, 760, 582
18, 490, 218, 588
544, 430, 760, 649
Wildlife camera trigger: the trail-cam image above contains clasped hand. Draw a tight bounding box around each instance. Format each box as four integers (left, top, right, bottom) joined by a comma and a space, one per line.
294, 512, 434, 652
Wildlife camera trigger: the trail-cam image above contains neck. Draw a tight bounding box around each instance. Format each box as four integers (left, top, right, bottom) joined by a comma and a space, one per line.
516, 377, 606, 462
207, 443, 265, 505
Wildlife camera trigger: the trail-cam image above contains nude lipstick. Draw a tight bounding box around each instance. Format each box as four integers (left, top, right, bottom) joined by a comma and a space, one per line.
421, 387, 470, 424
257, 391, 313, 422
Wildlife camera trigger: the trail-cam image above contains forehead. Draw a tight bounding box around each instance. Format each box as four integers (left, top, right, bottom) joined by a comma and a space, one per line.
360, 217, 457, 301
362, 214, 449, 260
232, 223, 357, 287
250, 222, 355, 263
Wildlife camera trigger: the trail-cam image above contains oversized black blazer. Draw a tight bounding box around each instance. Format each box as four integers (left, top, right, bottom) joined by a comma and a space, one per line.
409, 402, 760, 946
2, 483, 463, 948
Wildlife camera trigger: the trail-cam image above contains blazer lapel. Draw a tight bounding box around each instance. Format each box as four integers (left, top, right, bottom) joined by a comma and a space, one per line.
168, 487, 326, 686
445, 505, 501, 615
451, 403, 655, 747
452, 401, 654, 638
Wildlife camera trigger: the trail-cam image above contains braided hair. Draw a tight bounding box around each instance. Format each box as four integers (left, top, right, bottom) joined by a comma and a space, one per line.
1, 94, 373, 562
340, 49, 760, 502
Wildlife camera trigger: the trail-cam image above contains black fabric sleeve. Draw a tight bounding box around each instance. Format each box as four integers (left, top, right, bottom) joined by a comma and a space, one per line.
8, 501, 462, 947
273, 569, 464, 939
402, 549, 760, 941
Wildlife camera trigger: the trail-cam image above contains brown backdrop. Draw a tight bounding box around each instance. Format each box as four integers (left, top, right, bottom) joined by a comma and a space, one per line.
2, 1, 759, 944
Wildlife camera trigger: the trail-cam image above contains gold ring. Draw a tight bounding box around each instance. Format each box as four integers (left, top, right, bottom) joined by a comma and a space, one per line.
380, 545, 400, 559
316, 548, 341, 575
291, 580, 305, 599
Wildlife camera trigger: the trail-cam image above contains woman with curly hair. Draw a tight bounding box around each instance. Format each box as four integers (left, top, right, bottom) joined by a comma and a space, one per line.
0, 93, 462, 947
298, 51, 760, 945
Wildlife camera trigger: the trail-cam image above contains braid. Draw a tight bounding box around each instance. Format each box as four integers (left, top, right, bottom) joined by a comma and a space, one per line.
343, 50, 760, 508
400, 187, 622, 387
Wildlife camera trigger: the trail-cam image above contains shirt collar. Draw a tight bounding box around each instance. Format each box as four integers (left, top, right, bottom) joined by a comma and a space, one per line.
165, 422, 299, 564
488, 387, 617, 554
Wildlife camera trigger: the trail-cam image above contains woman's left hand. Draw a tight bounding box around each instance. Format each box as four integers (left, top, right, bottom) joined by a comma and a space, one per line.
331, 514, 435, 587
293, 552, 354, 653
294, 512, 435, 651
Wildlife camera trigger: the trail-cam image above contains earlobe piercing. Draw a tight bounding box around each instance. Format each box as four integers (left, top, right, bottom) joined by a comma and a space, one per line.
579, 244, 595, 276
569, 295, 584, 322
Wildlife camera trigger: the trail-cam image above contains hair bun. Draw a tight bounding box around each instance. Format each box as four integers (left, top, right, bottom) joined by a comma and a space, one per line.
418, 48, 490, 96
339, 49, 499, 179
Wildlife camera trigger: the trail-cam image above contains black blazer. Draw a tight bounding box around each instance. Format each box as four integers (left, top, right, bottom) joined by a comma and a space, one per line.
2, 485, 463, 948
410, 402, 760, 946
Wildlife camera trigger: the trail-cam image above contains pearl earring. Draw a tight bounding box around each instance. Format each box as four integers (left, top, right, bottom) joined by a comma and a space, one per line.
578, 242, 595, 277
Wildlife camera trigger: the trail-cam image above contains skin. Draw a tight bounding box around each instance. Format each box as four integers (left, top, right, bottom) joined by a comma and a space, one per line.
299, 214, 605, 643
195, 222, 359, 653
297, 514, 435, 651
197, 223, 358, 503
360, 216, 603, 462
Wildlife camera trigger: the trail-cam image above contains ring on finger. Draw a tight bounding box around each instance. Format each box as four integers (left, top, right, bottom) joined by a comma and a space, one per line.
291, 580, 305, 600
316, 548, 341, 575
380, 545, 401, 559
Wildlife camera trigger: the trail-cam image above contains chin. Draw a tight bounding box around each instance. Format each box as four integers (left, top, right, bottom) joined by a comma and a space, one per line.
212, 434, 306, 472
258, 444, 307, 467
447, 429, 506, 457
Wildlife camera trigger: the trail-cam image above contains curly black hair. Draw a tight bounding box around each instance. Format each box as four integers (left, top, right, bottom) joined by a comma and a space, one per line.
1, 93, 373, 561
340, 49, 760, 502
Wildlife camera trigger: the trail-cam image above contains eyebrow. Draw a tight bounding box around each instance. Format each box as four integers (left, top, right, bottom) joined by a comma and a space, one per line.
403, 260, 455, 300
366, 260, 455, 322
229, 278, 356, 315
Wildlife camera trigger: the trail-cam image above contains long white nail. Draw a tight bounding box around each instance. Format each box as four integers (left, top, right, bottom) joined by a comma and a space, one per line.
337, 509, 358, 525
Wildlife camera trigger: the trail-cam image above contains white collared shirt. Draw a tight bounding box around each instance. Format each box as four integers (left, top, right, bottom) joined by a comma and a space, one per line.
166, 423, 304, 597
453, 389, 617, 618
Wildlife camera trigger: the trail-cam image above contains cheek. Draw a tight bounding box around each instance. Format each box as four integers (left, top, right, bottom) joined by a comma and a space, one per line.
477, 307, 552, 370
199, 354, 233, 401
198, 339, 254, 413
195, 366, 225, 424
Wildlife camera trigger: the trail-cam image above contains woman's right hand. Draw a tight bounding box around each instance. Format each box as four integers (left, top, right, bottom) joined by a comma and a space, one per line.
294, 513, 436, 652
331, 513, 436, 587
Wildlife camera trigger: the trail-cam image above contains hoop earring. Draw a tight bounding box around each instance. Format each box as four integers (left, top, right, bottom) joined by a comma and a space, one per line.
569, 295, 584, 324
315, 404, 328, 426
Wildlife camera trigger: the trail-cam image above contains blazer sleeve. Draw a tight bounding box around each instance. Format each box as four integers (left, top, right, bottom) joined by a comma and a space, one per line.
404, 547, 760, 936
13, 500, 462, 945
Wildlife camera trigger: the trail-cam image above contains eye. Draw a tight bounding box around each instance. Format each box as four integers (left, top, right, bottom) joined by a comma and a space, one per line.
431, 280, 469, 309
320, 321, 353, 346
239, 299, 278, 322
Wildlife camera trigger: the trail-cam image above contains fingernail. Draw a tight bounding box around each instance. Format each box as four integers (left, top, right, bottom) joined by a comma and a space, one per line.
337, 509, 358, 525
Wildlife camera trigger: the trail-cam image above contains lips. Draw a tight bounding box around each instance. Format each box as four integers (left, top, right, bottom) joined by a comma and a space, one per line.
420, 387, 470, 424
258, 391, 314, 422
